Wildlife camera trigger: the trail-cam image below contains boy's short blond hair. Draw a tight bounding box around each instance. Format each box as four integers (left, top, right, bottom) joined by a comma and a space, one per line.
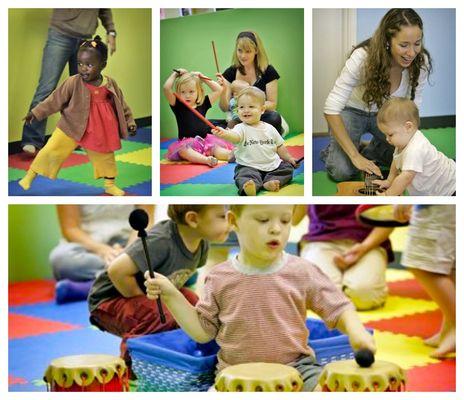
377, 97, 420, 128
236, 86, 266, 106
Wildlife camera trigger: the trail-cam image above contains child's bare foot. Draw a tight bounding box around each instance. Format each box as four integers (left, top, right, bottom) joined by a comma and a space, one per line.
206, 156, 218, 167
431, 329, 455, 359
424, 332, 441, 347
18, 170, 37, 190
263, 180, 280, 192
243, 180, 256, 196
424, 320, 450, 347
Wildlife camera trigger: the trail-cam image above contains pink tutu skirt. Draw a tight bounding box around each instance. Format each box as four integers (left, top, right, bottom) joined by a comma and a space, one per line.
166, 134, 234, 161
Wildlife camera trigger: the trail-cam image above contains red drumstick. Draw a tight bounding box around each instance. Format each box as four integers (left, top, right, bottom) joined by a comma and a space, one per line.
212, 41, 220, 73
173, 92, 216, 130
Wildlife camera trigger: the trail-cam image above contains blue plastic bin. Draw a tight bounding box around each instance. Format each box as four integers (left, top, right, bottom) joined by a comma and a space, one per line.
128, 318, 372, 392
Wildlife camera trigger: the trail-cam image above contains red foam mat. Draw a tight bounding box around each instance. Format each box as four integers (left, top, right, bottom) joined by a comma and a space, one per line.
366, 309, 442, 339
160, 163, 225, 184
286, 146, 304, 160
388, 278, 431, 300
9, 313, 79, 339
406, 359, 456, 392
9, 152, 89, 171
9, 280, 55, 306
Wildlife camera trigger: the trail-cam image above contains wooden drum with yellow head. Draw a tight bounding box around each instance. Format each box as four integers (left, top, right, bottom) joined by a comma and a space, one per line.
44, 354, 129, 392
215, 362, 303, 392
319, 359, 406, 392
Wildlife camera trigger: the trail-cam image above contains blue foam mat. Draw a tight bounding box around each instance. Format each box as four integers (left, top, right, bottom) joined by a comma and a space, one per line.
183, 163, 235, 184
160, 138, 176, 149
9, 177, 104, 196
9, 328, 121, 392
125, 180, 152, 196
127, 127, 152, 144
10, 301, 91, 327
313, 136, 329, 172
294, 161, 304, 175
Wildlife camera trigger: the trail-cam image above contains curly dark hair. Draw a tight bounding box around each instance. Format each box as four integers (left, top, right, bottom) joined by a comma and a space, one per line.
352, 9, 432, 109
78, 35, 108, 62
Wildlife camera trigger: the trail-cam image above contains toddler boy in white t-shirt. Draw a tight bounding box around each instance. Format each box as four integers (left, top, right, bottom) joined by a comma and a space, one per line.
374, 98, 455, 196
212, 87, 297, 196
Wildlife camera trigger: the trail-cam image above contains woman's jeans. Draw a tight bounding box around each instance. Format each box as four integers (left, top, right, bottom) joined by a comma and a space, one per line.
320, 107, 394, 181
21, 28, 82, 149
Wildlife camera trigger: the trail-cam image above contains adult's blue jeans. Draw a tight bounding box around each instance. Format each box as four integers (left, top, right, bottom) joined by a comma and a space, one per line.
21, 28, 82, 149
320, 107, 394, 182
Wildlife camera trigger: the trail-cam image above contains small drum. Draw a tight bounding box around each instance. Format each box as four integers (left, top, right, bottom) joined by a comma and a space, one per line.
44, 354, 129, 392
215, 362, 303, 392
319, 359, 405, 392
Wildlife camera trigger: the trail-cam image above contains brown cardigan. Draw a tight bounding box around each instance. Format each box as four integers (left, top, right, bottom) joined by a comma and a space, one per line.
32, 74, 135, 141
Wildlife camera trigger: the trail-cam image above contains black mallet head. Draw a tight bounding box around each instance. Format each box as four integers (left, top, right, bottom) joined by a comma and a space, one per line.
354, 348, 375, 368
129, 209, 149, 236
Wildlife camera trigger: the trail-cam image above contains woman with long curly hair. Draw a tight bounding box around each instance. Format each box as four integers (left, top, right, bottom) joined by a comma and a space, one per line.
321, 9, 432, 181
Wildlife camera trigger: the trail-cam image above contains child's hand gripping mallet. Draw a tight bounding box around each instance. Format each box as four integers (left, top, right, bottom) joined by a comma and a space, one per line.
173, 92, 217, 130
129, 209, 166, 324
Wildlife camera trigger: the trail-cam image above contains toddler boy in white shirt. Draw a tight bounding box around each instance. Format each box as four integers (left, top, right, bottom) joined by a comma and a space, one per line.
374, 98, 455, 196
212, 87, 297, 196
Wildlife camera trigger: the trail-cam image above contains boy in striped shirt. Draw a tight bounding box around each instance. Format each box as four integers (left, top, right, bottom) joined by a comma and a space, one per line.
145, 205, 375, 391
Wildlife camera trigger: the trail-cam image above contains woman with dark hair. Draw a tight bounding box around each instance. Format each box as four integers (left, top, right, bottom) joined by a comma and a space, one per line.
216, 31, 283, 134
321, 9, 432, 181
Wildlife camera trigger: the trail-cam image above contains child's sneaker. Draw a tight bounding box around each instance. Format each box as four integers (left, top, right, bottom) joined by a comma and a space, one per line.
22, 144, 37, 155
55, 279, 93, 304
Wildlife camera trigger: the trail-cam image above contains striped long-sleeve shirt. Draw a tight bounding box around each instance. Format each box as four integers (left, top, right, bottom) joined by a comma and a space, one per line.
196, 253, 354, 371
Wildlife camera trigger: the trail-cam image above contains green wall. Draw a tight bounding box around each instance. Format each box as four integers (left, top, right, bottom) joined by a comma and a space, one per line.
160, 8, 304, 138
9, 205, 61, 282
8, 9, 152, 142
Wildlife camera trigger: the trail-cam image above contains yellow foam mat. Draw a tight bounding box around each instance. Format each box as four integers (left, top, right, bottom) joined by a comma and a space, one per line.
386, 269, 414, 282
306, 296, 437, 323
284, 134, 304, 146
116, 148, 152, 166
373, 331, 441, 369
358, 296, 438, 323
261, 183, 304, 196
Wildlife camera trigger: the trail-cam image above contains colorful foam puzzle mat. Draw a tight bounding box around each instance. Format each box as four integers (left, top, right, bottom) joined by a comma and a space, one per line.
160, 132, 304, 196
8, 265, 454, 392
313, 127, 456, 196
8, 127, 152, 196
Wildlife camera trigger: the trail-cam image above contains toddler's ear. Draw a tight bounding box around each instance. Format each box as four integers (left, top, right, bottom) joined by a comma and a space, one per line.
227, 211, 238, 231
405, 121, 415, 131
184, 211, 199, 228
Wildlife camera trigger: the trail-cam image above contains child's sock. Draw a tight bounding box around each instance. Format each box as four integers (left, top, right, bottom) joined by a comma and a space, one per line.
104, 178, 125, 196
55, 279, 94, 304
18, 170, 37, 190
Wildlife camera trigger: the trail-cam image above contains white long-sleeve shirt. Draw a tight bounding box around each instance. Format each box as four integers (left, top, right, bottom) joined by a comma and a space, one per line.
324, 47, 428, 114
